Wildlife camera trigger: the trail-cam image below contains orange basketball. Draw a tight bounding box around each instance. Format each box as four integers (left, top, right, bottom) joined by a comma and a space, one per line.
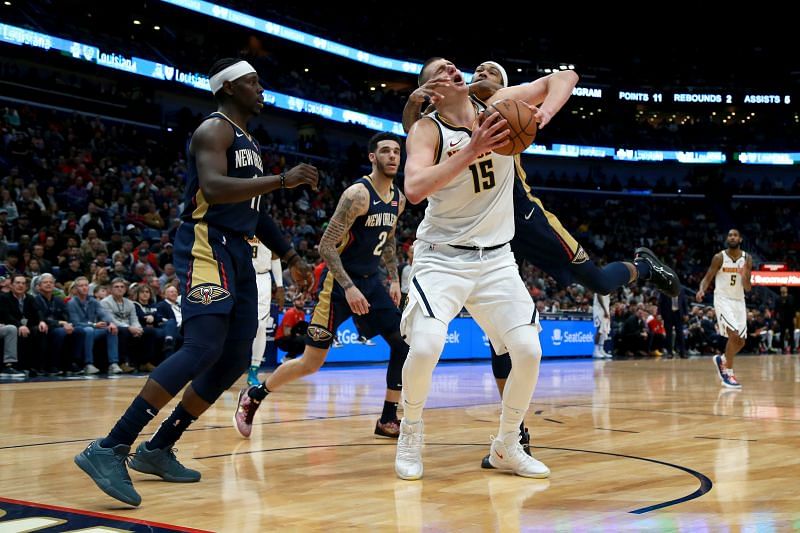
485, 99, 537, 156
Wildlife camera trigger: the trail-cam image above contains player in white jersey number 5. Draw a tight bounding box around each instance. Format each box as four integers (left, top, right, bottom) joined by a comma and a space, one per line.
696, 228, 752, 389
395, 57, 578, 480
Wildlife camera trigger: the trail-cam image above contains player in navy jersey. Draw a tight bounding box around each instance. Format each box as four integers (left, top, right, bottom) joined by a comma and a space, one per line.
75, 58, 318, 507
234, 132, 410, 439
402, 60, 679, 468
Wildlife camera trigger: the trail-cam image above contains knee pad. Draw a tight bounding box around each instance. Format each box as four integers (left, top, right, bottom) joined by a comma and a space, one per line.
492, 351, 512, 379
385, 331, 409, 391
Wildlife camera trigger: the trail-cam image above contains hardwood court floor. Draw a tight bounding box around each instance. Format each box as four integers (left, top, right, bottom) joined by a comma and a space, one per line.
1, 355, 799, 531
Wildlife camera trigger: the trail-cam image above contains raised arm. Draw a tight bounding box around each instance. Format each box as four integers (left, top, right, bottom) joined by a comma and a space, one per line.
489, 70, 579, 129
319, 183, 371, 314
696, 253, 723, 302
402, 94, 426, 135
191, 119, 318, 204
470, 79, 504, 103
402, 75, 452, 133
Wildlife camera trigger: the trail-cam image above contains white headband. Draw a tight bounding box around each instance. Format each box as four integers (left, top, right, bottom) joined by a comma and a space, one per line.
479, 61, 508, 87
209, 61, 257, 94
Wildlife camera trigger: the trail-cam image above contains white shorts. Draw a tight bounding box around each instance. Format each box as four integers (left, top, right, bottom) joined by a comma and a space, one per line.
593, 314, 610, 335
255, 271, 272, 321
714, 294, 747, 338
401, 241, 539, 354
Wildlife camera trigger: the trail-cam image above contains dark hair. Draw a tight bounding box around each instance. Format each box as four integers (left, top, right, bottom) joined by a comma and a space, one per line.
368, 132, 402, 154
418, 57, 444, 86
134, 284, 152, 299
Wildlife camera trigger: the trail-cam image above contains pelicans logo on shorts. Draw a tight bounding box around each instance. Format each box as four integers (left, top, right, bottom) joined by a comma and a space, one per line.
307, 325, 333, 342
187, 284, 231, 305
571, 245, 589, 265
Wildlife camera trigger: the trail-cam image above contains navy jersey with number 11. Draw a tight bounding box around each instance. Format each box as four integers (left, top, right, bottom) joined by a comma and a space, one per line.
181, 111, 264, 236
339, 177, 399, 277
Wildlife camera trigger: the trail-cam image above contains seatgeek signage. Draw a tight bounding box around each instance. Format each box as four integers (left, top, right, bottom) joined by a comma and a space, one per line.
280, 316, 594, 364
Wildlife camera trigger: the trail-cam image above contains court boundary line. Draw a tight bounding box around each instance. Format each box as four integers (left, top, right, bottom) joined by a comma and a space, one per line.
193, 442, 712, 514
2, 396, 787, 451
0, 496, 211, 532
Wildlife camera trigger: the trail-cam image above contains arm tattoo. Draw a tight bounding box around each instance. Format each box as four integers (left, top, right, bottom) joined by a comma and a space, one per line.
382, 191, 405, 282
319, 186, 369, 290
381, 226, 398, 282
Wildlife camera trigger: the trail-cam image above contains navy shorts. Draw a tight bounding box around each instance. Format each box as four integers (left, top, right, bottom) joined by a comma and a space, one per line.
306, 269, 400, 349
511, 196, 588, 287
173, 221, 258, 340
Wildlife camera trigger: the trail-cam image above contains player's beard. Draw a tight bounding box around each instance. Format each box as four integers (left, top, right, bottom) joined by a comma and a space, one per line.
378, 160, 397, 178
728, 240, 741, 250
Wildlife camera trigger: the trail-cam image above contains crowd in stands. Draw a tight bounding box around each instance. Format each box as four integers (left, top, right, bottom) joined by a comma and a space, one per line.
1, 88, 798, 378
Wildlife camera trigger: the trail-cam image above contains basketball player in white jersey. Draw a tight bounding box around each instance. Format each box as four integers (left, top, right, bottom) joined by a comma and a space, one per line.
395, 57, 578, 480
696, 228, 752, 388
593, 292, 612, 358
246, 237, 283, 386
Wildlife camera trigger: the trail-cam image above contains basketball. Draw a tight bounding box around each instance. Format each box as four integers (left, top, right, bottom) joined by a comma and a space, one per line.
485, 99, 538, 156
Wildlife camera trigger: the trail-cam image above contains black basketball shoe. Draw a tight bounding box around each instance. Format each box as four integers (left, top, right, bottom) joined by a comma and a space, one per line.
634, 247, 680, 297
